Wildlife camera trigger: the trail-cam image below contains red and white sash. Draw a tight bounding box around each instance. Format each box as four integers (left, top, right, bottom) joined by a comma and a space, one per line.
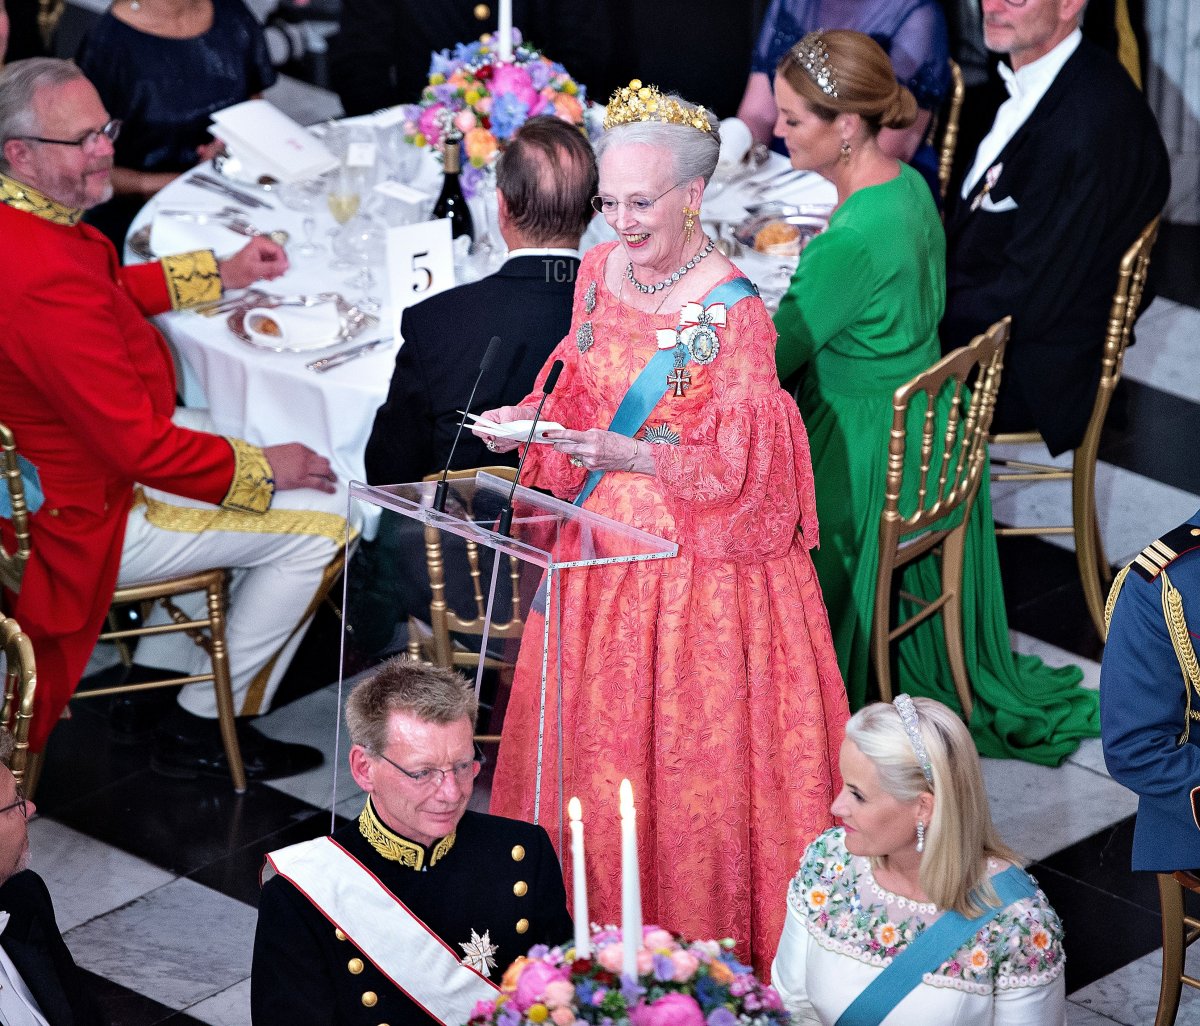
266, 836, 501, 1025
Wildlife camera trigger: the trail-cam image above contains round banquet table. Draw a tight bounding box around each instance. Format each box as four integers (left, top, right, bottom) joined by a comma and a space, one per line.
126, 133, 836, 487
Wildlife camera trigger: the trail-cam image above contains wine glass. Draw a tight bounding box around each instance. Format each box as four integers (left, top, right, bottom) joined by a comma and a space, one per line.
470, 166, 505, 276
344, 215, 385, 313
295, 216, 322, 258
326, 167, 363, 270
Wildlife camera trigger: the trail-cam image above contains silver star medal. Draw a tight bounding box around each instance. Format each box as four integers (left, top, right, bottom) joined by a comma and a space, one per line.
584, 280, 597, 314
682, 310, 719, 366
459, 928, 499, 977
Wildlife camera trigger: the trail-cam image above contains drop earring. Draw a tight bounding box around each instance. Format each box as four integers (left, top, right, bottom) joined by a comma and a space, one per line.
840, 139, 852, 162
682, 206, 698, 243
916, 820, 926, 853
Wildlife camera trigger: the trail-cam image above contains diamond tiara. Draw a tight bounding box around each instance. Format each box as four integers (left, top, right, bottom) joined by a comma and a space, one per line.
792, 33, 839, 99
603, 79, 713, 133
893, 694, 934, 787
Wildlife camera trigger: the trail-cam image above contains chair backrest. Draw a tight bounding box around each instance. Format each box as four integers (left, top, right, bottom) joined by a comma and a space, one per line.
1078, 216, 1160, 456
879, 316, 1010, 555
931, 59, 966, 203
0, 616, 37, 787
420, 466, 523, 669
0, 421, 32, 595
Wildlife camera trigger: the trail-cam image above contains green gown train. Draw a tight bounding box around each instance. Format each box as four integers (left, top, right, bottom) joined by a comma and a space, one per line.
775, 162, 1098, 766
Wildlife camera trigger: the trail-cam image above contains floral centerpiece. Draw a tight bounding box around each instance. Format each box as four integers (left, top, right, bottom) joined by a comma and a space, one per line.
402, 30, 588, 198
468, 926, 789, 1026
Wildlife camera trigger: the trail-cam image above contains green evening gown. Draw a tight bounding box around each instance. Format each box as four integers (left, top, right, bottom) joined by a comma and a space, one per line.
775, 163, 1099, 766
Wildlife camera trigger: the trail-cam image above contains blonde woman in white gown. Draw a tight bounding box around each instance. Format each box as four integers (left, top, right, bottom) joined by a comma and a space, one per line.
772, 696, 1067, 1026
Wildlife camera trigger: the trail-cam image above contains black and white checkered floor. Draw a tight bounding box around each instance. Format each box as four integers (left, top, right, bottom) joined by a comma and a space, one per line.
26, 210, 1200, 1024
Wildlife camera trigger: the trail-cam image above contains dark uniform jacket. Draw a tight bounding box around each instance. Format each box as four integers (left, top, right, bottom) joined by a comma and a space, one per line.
1101, 510, 1200, 872
941, 38, 1169, 456
250, 807, 573, 1026
0, 870, 107, 1026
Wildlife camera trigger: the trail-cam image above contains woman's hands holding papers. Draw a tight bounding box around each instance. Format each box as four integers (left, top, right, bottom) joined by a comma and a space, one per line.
471, 405, 540, 454
543, 428, 656, 475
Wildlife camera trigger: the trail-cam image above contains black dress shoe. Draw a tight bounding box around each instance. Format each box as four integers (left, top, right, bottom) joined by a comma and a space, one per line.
104, 666, 183, 745
151, 715, 323, 782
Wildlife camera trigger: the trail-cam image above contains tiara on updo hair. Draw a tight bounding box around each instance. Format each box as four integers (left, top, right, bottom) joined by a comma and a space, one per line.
792, 32, 839, 99
603, 79, 713, 132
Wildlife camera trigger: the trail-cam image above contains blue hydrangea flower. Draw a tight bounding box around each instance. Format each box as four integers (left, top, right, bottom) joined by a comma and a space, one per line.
489, 92, 529, 141
527, 61, 553, 91
429, 49, 456, 78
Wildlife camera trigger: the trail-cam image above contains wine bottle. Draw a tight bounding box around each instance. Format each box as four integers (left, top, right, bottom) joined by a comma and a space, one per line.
432, 133, 475, 242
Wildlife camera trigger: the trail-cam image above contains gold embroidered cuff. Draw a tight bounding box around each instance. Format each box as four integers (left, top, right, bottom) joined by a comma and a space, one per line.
221, 438, 274, 514
161, 250, 223, 310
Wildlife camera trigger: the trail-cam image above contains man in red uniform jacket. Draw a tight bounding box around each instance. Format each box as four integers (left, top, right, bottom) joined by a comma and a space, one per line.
0, 58, 341, 779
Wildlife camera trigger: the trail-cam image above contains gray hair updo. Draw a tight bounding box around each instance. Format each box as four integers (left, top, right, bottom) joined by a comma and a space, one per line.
594, 101, 721, 186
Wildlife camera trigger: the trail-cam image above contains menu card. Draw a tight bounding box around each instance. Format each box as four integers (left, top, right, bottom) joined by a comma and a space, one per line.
209, 100, 338, 184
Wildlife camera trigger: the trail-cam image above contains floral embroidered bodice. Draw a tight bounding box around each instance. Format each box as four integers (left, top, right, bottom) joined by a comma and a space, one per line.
789, 828, 1065, 994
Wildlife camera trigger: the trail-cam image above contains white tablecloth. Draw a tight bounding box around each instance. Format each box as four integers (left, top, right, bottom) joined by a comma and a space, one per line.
127, 143, 836, 486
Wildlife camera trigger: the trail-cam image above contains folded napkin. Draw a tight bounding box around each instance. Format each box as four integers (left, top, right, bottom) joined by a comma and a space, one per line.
717, 117, 753, 171
245, 302, 342, 350
149, 213, 246, 258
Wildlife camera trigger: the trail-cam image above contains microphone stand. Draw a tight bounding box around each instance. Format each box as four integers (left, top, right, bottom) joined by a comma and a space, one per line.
497, 360, 563, 537
433, 336, 501, 513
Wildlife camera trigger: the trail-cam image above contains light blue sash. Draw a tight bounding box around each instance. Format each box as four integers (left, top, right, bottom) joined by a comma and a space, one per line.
0, 456, 44, 519
834, 866, 1037, 1026
573, 276, 758, 507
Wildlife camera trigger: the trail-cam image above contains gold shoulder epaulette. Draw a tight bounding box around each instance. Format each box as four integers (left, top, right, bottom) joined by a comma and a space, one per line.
1130, 520, 1200, 582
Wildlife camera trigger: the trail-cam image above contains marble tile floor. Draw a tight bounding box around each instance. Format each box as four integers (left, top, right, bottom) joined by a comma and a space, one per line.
23, 260, 1200, 1023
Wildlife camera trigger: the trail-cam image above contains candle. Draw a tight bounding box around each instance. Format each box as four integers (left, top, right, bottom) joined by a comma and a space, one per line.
568, 797, 590, 957
497, 0, 513, 62
619, 779, 642, 979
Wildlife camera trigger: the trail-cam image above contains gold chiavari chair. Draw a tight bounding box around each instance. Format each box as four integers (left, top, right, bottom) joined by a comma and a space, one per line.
871, 317, 1010, 718
405, 467, 524, 743
990, 217, 1160, 641
0, 420, 246, 792
1155, 870, 1200, 1026
0, 614, 38, 796
931, 58, 965, 205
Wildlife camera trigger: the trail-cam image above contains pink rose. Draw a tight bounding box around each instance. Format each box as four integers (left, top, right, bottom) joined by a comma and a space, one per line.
418, 104, 446, 145
550, 1008, 576, 1026
631, 994, 706, 1026
636, 948, 654, 975
643, 929, 675, 952
490, 63, 539, 109
454, 109, 478, 133
596, 944, 624, 973
669, 950, 699, 982
476, 95, 494, 115
543, 980, 575, 1009
471, 1000, 497, 1019
513, 961, 568, 1012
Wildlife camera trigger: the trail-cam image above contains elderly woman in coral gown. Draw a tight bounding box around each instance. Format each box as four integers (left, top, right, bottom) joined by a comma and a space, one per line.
477, 82, 849, 969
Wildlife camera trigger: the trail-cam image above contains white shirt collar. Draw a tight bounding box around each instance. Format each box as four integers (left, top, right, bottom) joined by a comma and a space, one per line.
503, 247, 581, 260
998, 28, 1082, 100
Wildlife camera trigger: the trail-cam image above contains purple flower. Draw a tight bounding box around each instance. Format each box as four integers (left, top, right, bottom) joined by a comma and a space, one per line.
620, 974, 646, 1004
653, 954, 675, 982
497, 1005, 522, 1026
707, 1010, 738, 1026
528, 944, 550, 959
527, 60, 553, 91
429, 49, 456, 78
431, 83, 459, 106
460, 163, 487, 200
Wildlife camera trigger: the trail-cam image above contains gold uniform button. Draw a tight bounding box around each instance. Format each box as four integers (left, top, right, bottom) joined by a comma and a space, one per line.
516, 918, 529, 934
362, 991, 378, 1007
335, 929, 347, 941
348, 958, 364, 974
511, 845, 525, 861
48, 508, 60, 517
474, 3, 490, 19
1191, 528, 1200, 536
513, 881, 528, 897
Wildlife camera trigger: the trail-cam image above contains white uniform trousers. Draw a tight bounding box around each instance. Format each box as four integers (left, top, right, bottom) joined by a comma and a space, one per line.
117, 482, 349, 719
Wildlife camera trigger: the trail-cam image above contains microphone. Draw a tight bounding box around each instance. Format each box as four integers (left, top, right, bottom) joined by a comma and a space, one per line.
497, 359, 563, 537
433, 335, 502, 513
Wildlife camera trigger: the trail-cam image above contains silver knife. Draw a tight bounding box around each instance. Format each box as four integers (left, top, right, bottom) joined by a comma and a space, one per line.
307, 337, 393, 373
188, 173, 273, 209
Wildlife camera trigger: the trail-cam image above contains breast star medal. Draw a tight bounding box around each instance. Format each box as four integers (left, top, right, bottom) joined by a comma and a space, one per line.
459, 928, 499, 977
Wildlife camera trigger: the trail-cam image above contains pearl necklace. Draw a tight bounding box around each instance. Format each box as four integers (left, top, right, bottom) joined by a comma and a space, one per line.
627, 238, 715, 294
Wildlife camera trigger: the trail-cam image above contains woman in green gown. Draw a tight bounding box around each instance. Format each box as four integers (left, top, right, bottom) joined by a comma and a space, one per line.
771, 30, 1098, 765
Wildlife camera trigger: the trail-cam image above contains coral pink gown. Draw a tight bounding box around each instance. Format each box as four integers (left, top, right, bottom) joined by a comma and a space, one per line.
490, 243, 848, 970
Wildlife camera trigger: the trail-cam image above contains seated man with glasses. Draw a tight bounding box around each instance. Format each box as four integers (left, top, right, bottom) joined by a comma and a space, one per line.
251, 658, 572, 1026
0, 729, 107, 1025
0, 57, 345, 781
941, 0, 1169, 457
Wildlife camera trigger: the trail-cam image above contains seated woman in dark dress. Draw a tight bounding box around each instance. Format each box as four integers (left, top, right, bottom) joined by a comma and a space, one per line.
736, 0, 950, 194
77, 0, 276, 248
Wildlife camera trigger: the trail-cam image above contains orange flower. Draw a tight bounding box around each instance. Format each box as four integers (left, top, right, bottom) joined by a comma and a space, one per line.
553, 93, 584, 124
501, 956, 529, 992
876, 923, 898, 947
708, 960, 735, 985
1031, 929, 1051, 951
809, 888, 828, 908
969, 946, 990, 970
464, 127, 499, 166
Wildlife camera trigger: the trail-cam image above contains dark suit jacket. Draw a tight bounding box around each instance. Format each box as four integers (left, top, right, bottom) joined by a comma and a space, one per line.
0, 870, 107, 1026
941, 39, 1169, 455
251, 810, 573, 1026
329, 0, 610, 117
364, 253, 579, 488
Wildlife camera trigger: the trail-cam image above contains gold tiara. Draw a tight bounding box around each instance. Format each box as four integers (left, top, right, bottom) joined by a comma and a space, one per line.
603, 80, 713, 133
792, 33, 839, 99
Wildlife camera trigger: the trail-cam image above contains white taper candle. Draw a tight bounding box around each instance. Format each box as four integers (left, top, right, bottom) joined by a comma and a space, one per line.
619, 778, 642, 978
567, 797, 590, 957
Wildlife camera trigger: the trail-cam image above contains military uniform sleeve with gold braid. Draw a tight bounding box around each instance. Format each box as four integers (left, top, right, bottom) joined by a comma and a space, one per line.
221, 438, 275, 514
161, 250, 223, 310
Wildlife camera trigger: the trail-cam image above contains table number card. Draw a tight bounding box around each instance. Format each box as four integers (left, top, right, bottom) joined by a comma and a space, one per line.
386, 218, 455, 340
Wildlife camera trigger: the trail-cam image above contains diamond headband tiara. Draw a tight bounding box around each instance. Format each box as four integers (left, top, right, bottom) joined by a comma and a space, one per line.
603, 79, 713, 133
893, 694, 934, 787
791, 32, 839, 99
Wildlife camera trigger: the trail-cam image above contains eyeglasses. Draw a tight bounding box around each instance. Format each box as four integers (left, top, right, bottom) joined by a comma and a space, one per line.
12, 118, 122, 151
373, 744, 485, 790
591, 182, 683, 216
0, 788, 28, 819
